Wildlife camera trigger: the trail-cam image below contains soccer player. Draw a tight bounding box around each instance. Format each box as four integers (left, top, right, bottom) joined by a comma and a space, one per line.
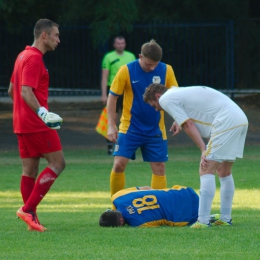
99, 185, 199, 227
8, 19, 65, 232
143, 84, 248, 228
107, 40, 178, 196
101, 36, 136, 155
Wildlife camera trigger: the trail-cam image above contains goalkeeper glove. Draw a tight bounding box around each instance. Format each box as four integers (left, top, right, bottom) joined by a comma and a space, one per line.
37, 107, 63, 129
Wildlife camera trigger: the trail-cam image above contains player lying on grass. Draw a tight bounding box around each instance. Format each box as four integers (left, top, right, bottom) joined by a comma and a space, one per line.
99, 185, 201, 227
143, 84, 248, 228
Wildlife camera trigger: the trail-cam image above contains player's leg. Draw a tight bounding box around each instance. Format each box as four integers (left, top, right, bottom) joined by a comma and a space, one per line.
110, 156, 129, 196
150, 162, 166, 189
17, 131, 64, 231
141, 135, 168, 189
17, 134, 40, 203
197, 161, 220, 225
17, 157, 46, 231
110, 132, 140, 196
23, 150, 65, 214
213, 124, 247, 226
213, 161, 234, 225
20, 157, 40, 203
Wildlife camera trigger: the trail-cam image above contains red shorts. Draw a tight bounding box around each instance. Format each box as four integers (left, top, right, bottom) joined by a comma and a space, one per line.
17, 130, 62, 158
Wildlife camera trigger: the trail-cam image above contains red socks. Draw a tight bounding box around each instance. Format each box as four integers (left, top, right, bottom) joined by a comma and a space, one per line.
22, 167, 57, 213
20, 175, 35, 204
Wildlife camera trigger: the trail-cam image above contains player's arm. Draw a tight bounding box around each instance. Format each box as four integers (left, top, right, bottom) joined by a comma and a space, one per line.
8, 82, 14, 100
22, 86, 63, 130
107, 93, 118, 142
169, 121, 182, 136
181, 119, 206, 151
101, 69, 109, 105
21, 86, 41, 112
181, 119, 209, 169
107, 66, 127, 142
165, 65, 178, 88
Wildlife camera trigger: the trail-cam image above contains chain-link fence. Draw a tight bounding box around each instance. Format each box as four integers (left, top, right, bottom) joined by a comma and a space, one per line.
1, 20, 259, 96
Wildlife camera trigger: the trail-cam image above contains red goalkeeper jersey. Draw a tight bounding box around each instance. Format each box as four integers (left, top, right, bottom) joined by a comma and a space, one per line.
10, 46, 50, 133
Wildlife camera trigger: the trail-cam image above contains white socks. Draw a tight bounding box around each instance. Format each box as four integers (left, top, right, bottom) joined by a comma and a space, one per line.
198, 174, 216, 224
219, 174, 235, 222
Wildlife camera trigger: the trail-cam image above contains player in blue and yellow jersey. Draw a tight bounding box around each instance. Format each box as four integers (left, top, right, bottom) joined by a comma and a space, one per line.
107, 40, 178, 196
99, 185, 199, 227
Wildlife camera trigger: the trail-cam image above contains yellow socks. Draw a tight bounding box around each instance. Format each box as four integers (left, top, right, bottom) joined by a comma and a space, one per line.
151, 173, 167, 189
110, 170, 125, 196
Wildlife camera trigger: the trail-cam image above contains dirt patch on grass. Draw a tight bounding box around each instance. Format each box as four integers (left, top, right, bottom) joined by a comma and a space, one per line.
1, 94, 259, 153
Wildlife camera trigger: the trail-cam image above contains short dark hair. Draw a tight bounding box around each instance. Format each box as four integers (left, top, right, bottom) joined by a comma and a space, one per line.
34, 19, 59, 39
113, 36, 125, 43
141, 39, 162, 61
143, 83, 168, 103
99, 210, 123, 227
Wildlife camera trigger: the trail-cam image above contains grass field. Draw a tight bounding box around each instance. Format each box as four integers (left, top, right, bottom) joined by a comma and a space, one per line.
0, 146, 259, 260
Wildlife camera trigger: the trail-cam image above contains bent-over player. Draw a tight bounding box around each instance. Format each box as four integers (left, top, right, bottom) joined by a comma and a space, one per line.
143, 84, 248, 228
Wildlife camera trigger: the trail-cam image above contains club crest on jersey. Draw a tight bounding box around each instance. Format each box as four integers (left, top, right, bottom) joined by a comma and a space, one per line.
126, 205, 135, 214
152, 76, 161, 84
114, 144, 119, 152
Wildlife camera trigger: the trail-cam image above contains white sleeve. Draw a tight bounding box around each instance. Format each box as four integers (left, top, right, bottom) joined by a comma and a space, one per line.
159, 97, 190, 126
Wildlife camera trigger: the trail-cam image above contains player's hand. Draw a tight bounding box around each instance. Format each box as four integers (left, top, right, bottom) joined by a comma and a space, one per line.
37, 107, 63, 129
107, 124, 118, 143
169, 121, 182, 136
200, 150, 209, 170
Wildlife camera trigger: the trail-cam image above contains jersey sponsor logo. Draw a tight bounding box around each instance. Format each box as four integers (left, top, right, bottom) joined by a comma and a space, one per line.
126, 205, 135, 214
132, 80, 139, 83
114, 144, 119, 152
152, 76, 161, 83
110, 59, 120, 65
39, 173, 56, 184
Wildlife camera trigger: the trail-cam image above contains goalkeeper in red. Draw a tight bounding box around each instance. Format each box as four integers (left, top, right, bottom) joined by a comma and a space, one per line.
8, 19, 65, 232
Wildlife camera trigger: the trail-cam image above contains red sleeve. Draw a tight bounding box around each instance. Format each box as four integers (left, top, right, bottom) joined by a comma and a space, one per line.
22, 55, 43, 89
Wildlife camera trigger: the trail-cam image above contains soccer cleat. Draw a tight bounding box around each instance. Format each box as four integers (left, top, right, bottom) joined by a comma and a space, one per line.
210, 213, 220, 223
27, 213, 48, 231
212, 218, 232, 226
16, 207, 45, 232
190, 221, 211, 228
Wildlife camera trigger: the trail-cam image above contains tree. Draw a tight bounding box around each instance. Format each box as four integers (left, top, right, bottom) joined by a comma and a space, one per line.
61, 0, 138, 45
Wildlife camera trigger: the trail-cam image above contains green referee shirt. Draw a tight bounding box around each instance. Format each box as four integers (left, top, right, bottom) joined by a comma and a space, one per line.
102, 50, 136, 86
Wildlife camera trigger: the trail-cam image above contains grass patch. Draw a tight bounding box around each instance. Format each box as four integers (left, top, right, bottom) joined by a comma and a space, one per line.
0, 146, 259, 259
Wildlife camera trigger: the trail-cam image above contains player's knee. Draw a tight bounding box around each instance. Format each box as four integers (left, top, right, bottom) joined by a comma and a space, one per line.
151, 162, 165, 175
113, 162, 126, 173
216, 167, 230, 177
50, 158, 66, 175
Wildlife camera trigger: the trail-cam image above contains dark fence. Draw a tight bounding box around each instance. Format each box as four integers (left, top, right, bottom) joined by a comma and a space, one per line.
0, 20, 259, 96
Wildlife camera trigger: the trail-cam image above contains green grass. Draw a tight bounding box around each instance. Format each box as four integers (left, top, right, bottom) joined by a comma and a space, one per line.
0, 146, 259, 260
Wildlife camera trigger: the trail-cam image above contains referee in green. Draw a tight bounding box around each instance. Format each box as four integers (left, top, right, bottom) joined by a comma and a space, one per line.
101, 36, 135, 155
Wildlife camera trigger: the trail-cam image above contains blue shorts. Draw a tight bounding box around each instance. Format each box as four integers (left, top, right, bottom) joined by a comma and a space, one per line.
113, 132, 168, 162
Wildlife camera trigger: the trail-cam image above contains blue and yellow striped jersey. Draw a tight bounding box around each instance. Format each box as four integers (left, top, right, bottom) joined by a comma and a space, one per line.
109, 60, 178, 139
111, 185, 199, 227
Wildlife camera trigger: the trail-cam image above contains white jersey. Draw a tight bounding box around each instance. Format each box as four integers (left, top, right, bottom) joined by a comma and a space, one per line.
159, 86, 248, 138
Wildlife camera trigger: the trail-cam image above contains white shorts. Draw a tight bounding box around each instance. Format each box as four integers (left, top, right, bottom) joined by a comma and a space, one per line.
205, 124, 248, 163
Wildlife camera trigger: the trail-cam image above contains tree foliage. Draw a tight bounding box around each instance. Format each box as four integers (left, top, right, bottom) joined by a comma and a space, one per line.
0, 0, 258, 44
